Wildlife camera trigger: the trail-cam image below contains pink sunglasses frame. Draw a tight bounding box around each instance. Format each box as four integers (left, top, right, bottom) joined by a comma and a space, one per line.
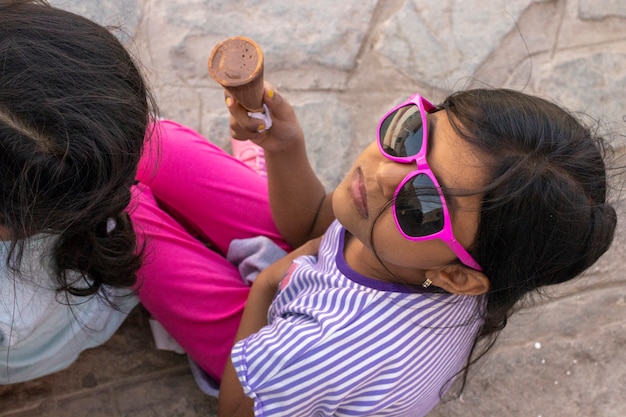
376, 93, 483, 271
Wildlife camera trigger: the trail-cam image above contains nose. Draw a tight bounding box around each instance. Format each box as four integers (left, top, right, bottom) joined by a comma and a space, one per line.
375, 160, 413, 199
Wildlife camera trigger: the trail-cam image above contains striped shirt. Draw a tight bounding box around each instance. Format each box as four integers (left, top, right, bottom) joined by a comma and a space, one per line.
232, 220, 484, 416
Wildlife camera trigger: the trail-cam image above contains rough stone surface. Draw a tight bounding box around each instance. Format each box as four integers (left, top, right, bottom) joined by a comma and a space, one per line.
3, 0, 625, 416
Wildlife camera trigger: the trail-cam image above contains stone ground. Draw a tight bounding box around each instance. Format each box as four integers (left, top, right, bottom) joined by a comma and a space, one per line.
0, 307, 215, 416
1, 208, 623, 417
2, 0, 626, 416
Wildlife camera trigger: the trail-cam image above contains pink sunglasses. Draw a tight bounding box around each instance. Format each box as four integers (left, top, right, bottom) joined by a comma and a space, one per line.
377, 93, 482, 271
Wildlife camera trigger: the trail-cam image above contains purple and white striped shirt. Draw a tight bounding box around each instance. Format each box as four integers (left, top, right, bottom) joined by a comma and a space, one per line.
232, 220, 484, 416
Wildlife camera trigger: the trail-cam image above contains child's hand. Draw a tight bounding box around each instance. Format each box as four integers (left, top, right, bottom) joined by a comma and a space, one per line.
227, 82, 330, 248
225, 82, 304, 152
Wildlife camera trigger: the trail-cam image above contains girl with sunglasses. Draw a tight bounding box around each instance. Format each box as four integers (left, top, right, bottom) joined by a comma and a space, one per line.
216, 85, 618, 416
5, 5, 613, 415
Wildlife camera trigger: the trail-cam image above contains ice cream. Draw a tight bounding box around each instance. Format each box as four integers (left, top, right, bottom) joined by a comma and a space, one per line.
208, 36, 265, 113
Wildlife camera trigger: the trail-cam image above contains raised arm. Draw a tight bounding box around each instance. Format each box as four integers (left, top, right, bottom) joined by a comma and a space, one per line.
226, 84, 335, 247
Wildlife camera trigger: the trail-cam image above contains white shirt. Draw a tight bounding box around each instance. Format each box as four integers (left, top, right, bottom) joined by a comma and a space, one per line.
0, 234, 137, 383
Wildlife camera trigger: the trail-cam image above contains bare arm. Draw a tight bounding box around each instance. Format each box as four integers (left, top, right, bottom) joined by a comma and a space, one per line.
217, 239, 321, 417
226, 85, 335, 247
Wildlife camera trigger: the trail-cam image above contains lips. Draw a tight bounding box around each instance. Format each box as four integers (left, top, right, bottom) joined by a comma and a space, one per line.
350, 167, 368, 219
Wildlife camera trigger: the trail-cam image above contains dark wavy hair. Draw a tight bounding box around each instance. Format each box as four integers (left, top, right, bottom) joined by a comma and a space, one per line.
440, 88, 617, 391
0, 0, 157, 300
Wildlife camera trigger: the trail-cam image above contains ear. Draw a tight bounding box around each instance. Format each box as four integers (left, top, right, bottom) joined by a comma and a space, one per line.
425, 264, 490, 296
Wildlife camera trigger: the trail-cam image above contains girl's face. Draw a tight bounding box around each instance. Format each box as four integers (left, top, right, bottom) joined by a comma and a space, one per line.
332, 110, 489, 283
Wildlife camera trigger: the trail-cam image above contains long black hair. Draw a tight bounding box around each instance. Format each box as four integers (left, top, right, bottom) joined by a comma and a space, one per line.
0, 0, 158, 299
441, 88, 617, 390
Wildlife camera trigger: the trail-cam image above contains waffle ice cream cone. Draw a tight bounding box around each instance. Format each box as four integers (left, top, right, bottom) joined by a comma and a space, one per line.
208, 36, 265, 113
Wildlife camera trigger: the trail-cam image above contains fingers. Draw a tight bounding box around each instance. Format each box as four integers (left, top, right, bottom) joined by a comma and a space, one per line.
225, 83, 276, 138
226, 93, 263, 140
225, 82, 304, 150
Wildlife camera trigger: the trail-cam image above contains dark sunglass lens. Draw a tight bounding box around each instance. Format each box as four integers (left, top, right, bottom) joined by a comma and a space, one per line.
379, 105, 424, 158
395, 174, 444, 237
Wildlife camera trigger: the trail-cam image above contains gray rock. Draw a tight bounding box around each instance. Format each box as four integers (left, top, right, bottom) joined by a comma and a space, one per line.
10, 1, 624, 416
579, 0, 626, 20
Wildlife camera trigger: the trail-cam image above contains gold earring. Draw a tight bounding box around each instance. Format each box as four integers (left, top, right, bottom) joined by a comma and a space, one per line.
422, 278, 432, 288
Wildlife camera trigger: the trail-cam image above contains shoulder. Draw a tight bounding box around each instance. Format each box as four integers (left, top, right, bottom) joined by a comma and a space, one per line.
0, 235, 137, 379
232, 296, 481, 416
